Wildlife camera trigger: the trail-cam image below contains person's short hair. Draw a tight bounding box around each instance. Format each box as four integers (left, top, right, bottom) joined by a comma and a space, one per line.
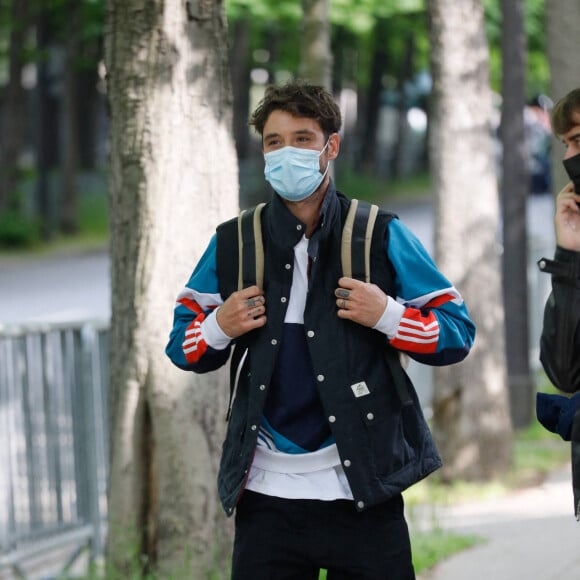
249, 79, 342, 138
551, 88, 580, 136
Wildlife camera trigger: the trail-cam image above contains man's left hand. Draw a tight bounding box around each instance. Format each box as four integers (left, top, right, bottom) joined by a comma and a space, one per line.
334, 277, 387, 328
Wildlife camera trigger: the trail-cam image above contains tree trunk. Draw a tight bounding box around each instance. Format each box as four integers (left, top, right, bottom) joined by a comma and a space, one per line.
60, 0, 80, 235
546, 0, 580, 193
104, 0, 238, 576
391, 26, 416, 179
300, 0, 332, 89
35, 9, 56, 241
358, 17, 390, 176
0, 0, 28, 213
76, 13, 104, 172
230, 14, 252, 161
427, 0, 513, 481
500, 0, 533, 429
76, 30, 103, 171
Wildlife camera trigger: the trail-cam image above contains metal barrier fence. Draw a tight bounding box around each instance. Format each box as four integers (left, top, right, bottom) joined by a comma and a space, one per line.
0, 320, 109, 579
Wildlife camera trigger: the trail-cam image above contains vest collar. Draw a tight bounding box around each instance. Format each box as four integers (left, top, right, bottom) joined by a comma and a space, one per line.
266, 180, 341, 249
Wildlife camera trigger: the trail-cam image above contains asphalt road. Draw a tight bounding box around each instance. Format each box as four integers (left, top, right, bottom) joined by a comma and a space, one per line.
0, 194, 555, 327
0, 248, 110, 326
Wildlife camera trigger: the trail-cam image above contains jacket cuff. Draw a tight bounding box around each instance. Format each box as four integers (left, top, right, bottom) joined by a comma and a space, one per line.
201, 308, 233, 350
538, 246, 580, 283
372, 296, 405, 339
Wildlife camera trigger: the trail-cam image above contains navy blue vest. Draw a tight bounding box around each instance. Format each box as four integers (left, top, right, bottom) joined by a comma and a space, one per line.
215, 188, 441, 516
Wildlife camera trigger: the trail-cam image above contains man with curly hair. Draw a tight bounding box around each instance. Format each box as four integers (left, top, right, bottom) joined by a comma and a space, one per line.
166, 80, 475, 579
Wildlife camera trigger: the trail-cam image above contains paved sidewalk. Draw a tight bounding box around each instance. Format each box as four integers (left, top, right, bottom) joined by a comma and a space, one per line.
414, 464, 579, 580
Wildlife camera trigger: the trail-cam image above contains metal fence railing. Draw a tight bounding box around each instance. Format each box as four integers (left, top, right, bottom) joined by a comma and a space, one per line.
0, 320, 109, 579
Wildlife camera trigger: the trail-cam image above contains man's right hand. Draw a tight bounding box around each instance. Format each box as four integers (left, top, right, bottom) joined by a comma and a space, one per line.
555, 182, 580, 252
216, 286, 267, 338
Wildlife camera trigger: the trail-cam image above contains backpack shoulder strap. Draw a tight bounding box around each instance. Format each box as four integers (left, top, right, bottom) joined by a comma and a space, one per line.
237, 202, 266, 290
341, 198, 379, 283
342, 198, 412, 406
218, 202, 265, 422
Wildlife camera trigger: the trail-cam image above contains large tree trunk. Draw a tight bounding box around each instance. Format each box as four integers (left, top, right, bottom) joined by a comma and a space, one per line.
104, 1, 238, 576
300, 0, 332, 89
500, 0, 533, 429
427, 0, 513, 481
546, 0, 580, 193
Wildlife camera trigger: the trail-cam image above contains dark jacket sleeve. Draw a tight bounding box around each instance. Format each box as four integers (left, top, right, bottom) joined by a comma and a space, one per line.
538, 246, 580, 393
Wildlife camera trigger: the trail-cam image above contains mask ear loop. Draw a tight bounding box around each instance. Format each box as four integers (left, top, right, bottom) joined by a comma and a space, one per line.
319, 134, 335, 178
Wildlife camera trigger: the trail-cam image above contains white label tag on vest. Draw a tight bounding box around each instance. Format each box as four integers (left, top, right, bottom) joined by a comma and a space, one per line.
350, 381, 370, 398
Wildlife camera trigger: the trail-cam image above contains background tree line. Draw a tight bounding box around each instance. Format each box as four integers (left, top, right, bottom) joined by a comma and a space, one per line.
2, 0, 580, 576
0, 0, 550, 242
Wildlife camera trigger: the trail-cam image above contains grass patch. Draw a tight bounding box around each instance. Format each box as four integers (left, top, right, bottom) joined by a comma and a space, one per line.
0, 190, 109, 259
78, 190, 109, 239
0, 210, 40, 249
335, 169, 431, 203
405, 417, 570, 508
412, 528, 483, 573
317, 526, 483, 578
403, 408, 571, 575
2, 168, 428, 258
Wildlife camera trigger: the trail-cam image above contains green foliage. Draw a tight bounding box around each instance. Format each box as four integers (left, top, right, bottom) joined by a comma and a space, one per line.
0, 211, 39, 249
227, 0, 301, 21
226, 0, 548, 100
0, 185, 108, 256
336, 169, 431, 203
78, 191, 109, 239
227, 0, 431, 89
330, 0, 425, 33
329, 0, 375, 33
6, 0, 106, 71
483, 0, 549, 96
411, 528, 483, 573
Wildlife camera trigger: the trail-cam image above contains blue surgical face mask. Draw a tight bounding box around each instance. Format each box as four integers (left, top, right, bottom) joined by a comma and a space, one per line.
264, 140, 330, 202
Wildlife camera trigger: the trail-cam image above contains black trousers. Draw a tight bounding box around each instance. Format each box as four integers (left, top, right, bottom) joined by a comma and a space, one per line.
231, 491, 415, 580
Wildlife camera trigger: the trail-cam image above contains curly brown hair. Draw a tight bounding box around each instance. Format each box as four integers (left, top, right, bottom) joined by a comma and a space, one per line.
249, 79, 342, 138
551, 88, 580, 136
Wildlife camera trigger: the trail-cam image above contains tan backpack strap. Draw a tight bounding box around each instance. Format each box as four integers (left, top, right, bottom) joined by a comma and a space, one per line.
364, 204, 379, 283
253, 203, 265, 289
341, 199, 358, 279
237, 210, 246, 291
237, 203, 266, 290
342, 199, 379, 283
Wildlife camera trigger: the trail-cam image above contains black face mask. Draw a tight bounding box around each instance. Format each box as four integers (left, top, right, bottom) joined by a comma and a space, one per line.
563, 152, 580, 193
